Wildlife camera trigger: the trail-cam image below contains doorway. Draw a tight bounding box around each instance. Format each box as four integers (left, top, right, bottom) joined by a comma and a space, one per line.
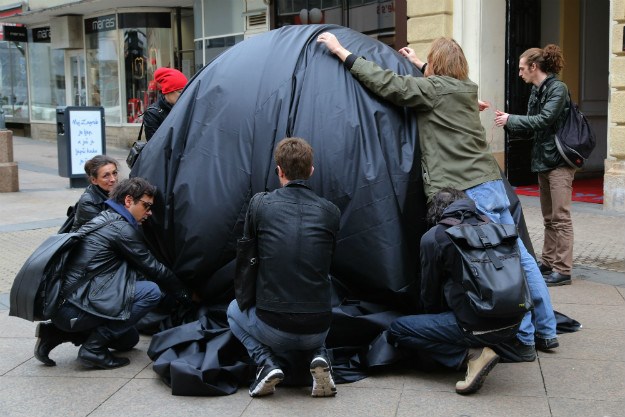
504, 0, 609, 185
67, 50, 86, 107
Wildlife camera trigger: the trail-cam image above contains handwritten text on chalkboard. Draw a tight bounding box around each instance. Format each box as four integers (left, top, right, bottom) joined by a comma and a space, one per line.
69, 110, 104, 175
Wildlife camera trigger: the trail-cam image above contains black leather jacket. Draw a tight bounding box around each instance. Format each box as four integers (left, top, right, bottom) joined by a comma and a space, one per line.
70, 184, 109, 232
143, 94, 172, 141
252, 180, 340, 314
506, 74, 570, 173
62, 208, 185, 320
420, 199, 521, 332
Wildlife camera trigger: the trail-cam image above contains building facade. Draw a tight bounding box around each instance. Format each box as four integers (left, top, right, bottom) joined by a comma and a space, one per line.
0, 0, 622, 212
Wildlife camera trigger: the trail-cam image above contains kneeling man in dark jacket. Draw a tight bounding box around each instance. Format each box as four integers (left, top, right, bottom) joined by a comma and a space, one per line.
388, 188, 521, 395
227, 137, 341, 398
35, 177, 190, 369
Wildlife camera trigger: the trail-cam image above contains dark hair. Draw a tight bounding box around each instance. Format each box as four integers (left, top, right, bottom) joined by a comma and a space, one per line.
109, 177, 156, 204
426, 188, 468, 226
274, 137, 313, 181
84, 155, 118, 179
521, 44, 565, 74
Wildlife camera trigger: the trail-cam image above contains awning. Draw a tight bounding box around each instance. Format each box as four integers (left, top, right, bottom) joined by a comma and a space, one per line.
0, 0, 193, 26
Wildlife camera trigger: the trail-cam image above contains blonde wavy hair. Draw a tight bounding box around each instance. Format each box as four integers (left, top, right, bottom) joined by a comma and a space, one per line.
427, 37, 469, 80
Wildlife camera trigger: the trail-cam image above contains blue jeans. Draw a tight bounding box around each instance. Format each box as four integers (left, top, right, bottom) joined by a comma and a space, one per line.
227, 300, 328, 366
388, 311, 518, 369
465, 180, 557, 345
53, 280, 161, 343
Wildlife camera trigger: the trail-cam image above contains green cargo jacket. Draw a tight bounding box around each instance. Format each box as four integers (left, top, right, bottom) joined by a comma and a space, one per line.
349, 57, 501, 201
505, 74, 570, 173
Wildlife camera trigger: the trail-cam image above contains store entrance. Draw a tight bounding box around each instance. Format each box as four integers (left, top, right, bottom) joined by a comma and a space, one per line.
67, 50, 86, 107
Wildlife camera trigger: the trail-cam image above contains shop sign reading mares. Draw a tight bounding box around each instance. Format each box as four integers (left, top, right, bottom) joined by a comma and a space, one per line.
32, 27, 51, 43
85, 15, 117, 34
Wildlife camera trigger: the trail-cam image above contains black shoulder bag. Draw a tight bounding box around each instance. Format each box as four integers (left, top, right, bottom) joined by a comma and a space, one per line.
234, 193, 266, 311
126, 120, 147, 169
10, 220, 114, 322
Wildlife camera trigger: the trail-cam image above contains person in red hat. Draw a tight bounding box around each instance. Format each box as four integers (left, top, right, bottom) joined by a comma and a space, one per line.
143, 67, 188, 141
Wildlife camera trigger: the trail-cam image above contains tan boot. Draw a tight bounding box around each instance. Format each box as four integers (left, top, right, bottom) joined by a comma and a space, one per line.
455, 347, 499, 395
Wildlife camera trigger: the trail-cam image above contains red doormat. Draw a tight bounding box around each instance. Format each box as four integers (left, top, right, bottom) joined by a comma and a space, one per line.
514, 177, 603, 204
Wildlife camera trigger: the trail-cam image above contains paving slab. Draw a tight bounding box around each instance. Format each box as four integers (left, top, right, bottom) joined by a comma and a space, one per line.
0, 376, 130, 417
89, 378, 252, 417
552, 303, 625, 331
7, 338, 153, 379
396, 389, 551, 417
541, 357, 625, 401
549, 397, 625, 417
541, 328, 625, 362
0, 338, 36, 375
241, 385, 402, 417
549, 279, 625, 306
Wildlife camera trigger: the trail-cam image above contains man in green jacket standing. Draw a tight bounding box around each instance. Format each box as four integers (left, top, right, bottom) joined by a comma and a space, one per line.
317, 33, 558, 360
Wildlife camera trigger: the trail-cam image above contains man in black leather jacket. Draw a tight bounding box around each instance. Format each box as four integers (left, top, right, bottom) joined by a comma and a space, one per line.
388, 189, 520, 395
35, 177, 190, 369
227, 137, 341, 398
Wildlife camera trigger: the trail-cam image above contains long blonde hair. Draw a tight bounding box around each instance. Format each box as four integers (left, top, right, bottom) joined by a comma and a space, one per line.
427, 37, 469, 80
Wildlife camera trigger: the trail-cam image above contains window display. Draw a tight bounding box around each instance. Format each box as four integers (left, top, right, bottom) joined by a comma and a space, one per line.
0, 33, 28, 123
27, 27, 66, 122
85, 14, 121, 125
119, 13, 172, 123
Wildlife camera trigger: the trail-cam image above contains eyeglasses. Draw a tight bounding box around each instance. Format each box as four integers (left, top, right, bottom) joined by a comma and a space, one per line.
138, 199, 153, 211
274, 166, 279, 176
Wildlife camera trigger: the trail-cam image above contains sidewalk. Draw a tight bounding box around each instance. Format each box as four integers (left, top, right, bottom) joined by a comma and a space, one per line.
1, 135, 624, 417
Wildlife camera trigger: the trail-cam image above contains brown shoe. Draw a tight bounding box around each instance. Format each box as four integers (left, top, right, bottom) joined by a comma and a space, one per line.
455, 347, 499, 395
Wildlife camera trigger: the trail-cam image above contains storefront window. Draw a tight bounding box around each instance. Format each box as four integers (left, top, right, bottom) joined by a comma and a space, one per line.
194, 0, 245, 68
205, 34, 244, 63
275, 0, 395, 47
0, 26, 28, 123
28, 27, 66, 122
119, 12, 172, 123
85, 14, 121, 125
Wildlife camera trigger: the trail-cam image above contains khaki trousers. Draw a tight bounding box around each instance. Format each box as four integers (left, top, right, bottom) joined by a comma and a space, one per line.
538, 166, 576, 275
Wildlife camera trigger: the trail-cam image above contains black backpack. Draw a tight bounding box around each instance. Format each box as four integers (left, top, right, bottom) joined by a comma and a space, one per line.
439, 216, 533, 321
543, 78, 596, 168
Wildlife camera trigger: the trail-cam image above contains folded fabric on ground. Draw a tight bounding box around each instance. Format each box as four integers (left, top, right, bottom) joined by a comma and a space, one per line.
133, 24, 547, 396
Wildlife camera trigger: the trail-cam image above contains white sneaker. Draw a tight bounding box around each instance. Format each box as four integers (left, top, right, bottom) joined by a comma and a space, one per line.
310, 356, 337, 397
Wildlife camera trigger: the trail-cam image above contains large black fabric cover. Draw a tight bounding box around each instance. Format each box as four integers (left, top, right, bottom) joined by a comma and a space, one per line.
133, 24, 536, 395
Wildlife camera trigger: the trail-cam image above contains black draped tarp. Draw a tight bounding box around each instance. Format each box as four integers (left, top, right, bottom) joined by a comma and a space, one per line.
133, 24, 539, 395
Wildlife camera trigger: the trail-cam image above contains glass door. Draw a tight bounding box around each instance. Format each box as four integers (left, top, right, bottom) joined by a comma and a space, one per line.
67, 50, 86, 106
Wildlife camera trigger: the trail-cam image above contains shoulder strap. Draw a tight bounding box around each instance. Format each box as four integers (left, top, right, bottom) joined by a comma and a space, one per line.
76, 218, 115, 238
438, 217, 461, 226
438, 213, 489, 227
62, 219, 116, 298
245, 193, 266, 238
137, 120, 145, 142
473, 224, 504, 270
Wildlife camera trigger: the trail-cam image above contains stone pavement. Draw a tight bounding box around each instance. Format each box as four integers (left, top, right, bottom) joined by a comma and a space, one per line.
1, 135, 624, 417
